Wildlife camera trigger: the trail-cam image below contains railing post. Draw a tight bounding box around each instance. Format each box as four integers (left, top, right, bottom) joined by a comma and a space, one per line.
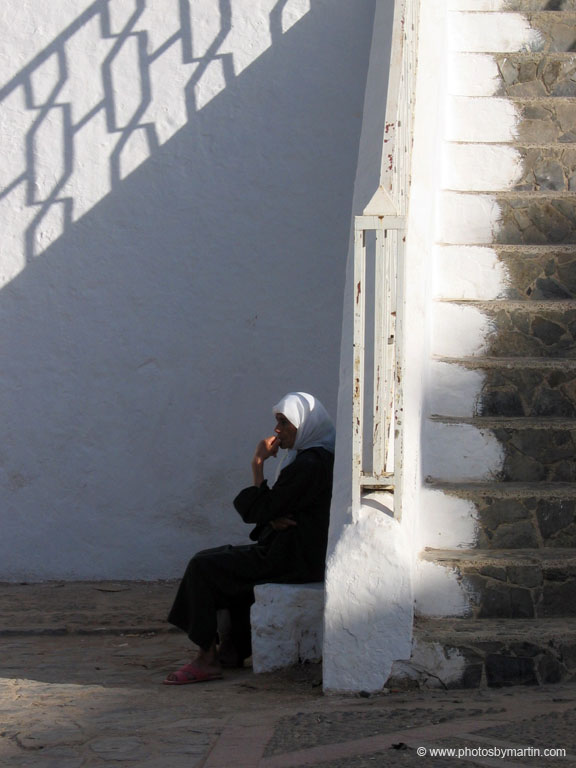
393, 229, 406, 520
372, 222, 386, 479
352, 223, 366, 515
351, 0, 419, 516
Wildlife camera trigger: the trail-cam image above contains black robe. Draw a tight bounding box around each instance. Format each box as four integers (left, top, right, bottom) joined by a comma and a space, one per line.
167, 447, 334, 658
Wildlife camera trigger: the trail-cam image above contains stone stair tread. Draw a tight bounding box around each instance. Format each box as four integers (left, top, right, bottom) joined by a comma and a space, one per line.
448, 1, 576, 10
438, 243, 576, 250
446, 184, 576, 192
427, 479, 576, 496
488, 243, 576, 251
433, 355, 576, 368
519, 9, 576, 18
450, 141, 576, 147
436, 240, 576, 250
414, 616, 576, 643
451, 190, 576, 197
439, 298, 576, 308
492, 52, 576, 57
490, 52, 576, 59
437, 244, 576, 251
508, 95, 576, 101
421, 547, 576, 565
449, 12, 576, 54
442, 294, 576, 304
445, 143, 576, 193
507, 1, 576, 9
405, 617, 576, 687
430, 414, 576, 427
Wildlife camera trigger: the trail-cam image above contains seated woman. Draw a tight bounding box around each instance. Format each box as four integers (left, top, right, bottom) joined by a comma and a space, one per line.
164, 391, 335, 685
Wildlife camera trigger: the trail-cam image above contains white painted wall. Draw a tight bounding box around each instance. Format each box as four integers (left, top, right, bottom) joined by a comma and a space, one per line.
0, 0, 375, 581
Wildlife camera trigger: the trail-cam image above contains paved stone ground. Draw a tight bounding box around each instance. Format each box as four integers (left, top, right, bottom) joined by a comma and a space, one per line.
2, 581, 576, 767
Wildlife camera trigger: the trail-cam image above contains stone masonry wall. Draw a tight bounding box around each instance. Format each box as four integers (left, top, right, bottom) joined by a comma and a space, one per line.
404, 0, 576, 688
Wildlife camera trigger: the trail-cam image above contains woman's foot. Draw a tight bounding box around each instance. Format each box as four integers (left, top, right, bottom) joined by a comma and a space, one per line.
164, 643, 223, 685
164, 660, 223, 685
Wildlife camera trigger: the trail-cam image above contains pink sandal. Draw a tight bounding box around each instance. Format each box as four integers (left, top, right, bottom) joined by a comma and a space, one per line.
163, 662, 223, 685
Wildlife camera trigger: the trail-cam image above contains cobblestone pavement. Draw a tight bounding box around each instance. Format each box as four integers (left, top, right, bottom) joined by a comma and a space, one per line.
2, 581, 576, 767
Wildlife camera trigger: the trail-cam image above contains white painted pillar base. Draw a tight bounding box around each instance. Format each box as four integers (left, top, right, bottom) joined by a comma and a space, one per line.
323, 511, 413, 693
250, 583, 324, 673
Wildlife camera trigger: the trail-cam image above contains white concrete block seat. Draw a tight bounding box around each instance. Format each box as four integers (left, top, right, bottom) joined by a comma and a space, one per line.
250, 582, 325, 673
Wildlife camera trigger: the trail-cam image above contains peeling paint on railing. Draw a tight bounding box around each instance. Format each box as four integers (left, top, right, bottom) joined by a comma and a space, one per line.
352, 0, 420, 517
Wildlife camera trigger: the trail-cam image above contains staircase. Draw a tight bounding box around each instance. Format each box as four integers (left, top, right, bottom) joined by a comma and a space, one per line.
400, 0, 576, 687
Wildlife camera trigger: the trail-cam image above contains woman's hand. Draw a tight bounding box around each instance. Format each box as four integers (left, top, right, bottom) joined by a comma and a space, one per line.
270, 516, 297, 531
251, 436, 279, 486
253, 436, 280, 462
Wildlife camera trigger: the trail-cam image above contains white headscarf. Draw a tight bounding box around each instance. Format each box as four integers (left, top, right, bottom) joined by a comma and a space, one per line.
272, 392, 335, 480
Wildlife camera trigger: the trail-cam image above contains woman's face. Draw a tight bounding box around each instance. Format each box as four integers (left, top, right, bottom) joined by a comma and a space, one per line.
274, 413, 297, 449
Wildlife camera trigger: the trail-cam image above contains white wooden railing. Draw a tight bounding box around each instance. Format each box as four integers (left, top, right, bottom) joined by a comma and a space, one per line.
352, 0, 419, 517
